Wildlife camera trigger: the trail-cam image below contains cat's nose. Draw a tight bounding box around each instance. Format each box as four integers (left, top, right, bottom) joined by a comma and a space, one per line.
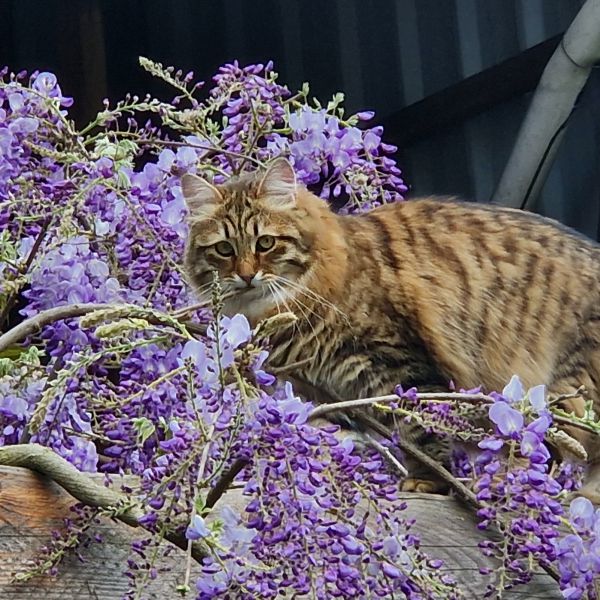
240, 274, 255, 286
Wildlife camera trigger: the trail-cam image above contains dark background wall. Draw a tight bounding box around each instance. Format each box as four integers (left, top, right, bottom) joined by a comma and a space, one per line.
2, 0, 600, 238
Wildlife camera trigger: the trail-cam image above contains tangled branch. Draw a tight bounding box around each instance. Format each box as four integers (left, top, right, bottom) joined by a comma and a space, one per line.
0, 444, 208, 562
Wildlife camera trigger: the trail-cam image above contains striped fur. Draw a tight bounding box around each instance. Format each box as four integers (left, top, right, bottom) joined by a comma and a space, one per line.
182, 160, 600, 499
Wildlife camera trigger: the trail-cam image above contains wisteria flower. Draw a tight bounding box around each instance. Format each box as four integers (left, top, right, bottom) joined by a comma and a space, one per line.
186, 514, 211, 540
0, 61, 595, 600
502, 374, 525, 403
489, 400, 524, 436
528, 384, 547, 414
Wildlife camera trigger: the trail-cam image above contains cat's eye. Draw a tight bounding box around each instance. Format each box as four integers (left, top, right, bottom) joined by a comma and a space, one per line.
214, 241, 235, 257
256, 235, 275, 252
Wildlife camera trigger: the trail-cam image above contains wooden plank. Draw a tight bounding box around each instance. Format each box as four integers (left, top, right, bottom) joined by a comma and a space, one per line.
0, 466, 561, 598
383, 35, 561, 147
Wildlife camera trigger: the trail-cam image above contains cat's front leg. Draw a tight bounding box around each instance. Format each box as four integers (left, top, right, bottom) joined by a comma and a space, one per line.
368, 380, 454, 495
287, 372, 454, 495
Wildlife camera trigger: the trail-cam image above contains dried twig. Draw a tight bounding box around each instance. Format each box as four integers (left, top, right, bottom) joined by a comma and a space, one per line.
307, 387, 568, 583
0, 444, 208, 561
205, 458, 249, 509
310, 389, 598, 437
0, 219, 50, 330
171, 301, 211, 318
301, 383, 479, 505
352, 414, 478, 508
350, 413, 560, 582
137, 137, 265, 167
309, 391, 492, 419
359, 429, 408, 478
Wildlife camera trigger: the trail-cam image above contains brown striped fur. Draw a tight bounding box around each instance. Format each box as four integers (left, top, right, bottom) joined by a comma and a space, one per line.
182, 159, 600, 501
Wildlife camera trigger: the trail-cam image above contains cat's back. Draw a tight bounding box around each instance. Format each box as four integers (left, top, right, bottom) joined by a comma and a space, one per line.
374, 196, 594, 247
358, 197, 600, 276
344, 197, 600, 389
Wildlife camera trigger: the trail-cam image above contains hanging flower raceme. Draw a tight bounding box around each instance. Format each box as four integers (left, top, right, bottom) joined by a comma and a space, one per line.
0, 61, 598, 600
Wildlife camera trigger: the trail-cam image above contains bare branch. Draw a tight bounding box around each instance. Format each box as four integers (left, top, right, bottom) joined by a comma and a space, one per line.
352, 414, 478, 509
352, 414, 560, 583
0, 444, 208, 561
0, 219, 50, 328
360, 430, 408, 478
310, 391, 491, 419
310, 389, 597, 436
205, 458, 249, 509
0, 302, 206, 354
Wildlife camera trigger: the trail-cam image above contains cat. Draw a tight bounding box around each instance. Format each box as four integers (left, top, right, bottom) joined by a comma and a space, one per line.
181, 157, 600, 501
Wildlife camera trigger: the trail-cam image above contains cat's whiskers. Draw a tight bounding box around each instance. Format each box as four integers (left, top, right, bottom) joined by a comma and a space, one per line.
268, 281, 303, 334
270, 279, 323, 327
192, 279, 249, 314
265, 282, 283, 316
269, 279, 319, 338
271, 274, 347, 321
268, 279, 328, 339
266, 282, 301, 337
190, 281, 213, 305
269, 275, 346, 330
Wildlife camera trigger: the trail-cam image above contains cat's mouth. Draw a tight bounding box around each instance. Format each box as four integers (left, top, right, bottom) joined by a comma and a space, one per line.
228, 283, 267, 300
221, 283, 276, 321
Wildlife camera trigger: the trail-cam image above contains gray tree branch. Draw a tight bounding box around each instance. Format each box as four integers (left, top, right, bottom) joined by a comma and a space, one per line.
0, 444, 208, 562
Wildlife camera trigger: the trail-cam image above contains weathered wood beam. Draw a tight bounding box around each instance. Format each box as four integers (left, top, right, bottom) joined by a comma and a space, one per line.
0, 466, 562, 598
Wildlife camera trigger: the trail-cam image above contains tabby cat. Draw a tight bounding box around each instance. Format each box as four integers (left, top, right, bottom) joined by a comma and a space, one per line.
181, 158, 600, 502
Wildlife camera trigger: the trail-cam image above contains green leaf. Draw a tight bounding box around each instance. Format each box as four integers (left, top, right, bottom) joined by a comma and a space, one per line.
326, 92, 345, 113
209, 518, 224, 535
195, 495, 206, 514
132, 417, 156, 444
175, 583, 191, 595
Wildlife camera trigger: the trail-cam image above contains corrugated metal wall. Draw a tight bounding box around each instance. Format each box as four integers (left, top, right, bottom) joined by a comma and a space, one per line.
386, 0, 600, 240
3, 0, 599, 236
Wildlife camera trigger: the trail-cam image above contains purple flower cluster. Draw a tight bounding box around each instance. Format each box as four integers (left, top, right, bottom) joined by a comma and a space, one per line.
24, 237, 121, 313
0, 348, 45, 446
554, 497, 600, 599
0, 70, 72, 201
1, 63, 598, 600
140, 59, 408, 212
472, 377, 578, 595
263, 104, 407, 211
194, 379, 458, 599
0, 59, 406, 474
394, 384, 482, 441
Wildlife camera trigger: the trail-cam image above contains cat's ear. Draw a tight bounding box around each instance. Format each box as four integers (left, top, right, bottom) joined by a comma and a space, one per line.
257, 157, 297, 210
181, 174, 222, 216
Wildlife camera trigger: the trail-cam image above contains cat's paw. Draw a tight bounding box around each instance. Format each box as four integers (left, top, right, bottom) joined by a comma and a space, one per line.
400, 477, 448, 494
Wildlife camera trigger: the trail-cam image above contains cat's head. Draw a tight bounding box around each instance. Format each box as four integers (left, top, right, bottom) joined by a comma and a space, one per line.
181, 158, 330, 321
